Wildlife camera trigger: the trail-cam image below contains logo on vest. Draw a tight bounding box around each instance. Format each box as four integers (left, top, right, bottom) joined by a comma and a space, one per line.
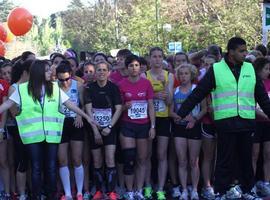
242, 75, 251, 78
48, 98, 56, 102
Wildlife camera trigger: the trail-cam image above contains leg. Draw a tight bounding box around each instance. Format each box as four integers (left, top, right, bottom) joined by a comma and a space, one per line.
44, 143, 58, 199
120, 133, 136, 192
91, 148, 104, 191
188, 139, 201, 190
83, 132, 91, 194
175, 137, 188, 189
0, 140, 10, 195
202, 137, 216, 187
214, 132, 236, 195
105, 145, 117, 193
168, 138, 179, 186
263, 141, 270, 182
157, 136, 169, 191
58, 143, 72, 197
26, 142, 44, 198
252, 143, 260, 175
135, 138, 148, 190
71, 140, 84, 195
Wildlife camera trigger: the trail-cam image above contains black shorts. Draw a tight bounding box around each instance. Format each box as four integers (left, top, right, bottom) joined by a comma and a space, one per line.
89, 126, 117, 149
121, 121, 150, 139
201, 123, 216, 139
156, 117, 171, 137
172, 123, 201, 140
253, 121, 270, 143
61, 117, 84, 143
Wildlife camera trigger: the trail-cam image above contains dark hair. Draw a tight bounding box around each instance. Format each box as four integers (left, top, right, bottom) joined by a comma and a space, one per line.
208, 45, 222, 59
21, 51, 35, 61
67, 57, 79, 68
1, 61, 12, 69
28, 60, 53, 102
51, 53, 65, 63
253, 57, 270, 74
93, 52, 108, 62
174, 52, 189, 63
255, 44, 268, 57
11, 59, 33, 84
227, 37, 246, 52
116, 49, 132, 59
149, 47, 164, 57
139, 57, 148, 66
56, 60, 72, 74
125, 54, 141, 67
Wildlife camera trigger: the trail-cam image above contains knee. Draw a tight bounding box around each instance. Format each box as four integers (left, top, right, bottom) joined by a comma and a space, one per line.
157, 150, 167, 161
136, 154, 147, 166
17, 161, 28, 173
189, 158, 199, 169
264, 149, 270, 161
73, 157, 82, 167
252, 148, 260, 161
123, 148, 136, 175
178, 159, 188, 168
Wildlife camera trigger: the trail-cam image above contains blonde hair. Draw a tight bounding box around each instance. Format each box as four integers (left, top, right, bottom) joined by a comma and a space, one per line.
175, 63, 198, 82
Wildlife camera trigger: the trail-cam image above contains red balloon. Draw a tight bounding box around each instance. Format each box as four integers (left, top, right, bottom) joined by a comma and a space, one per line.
0, 41, 6, 57
7, 7, 33, 36
0, 24, 7, 42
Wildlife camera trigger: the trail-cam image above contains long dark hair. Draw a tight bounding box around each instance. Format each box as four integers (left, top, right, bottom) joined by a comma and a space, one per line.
28, 60, 53, 102
11, 59, 33, 84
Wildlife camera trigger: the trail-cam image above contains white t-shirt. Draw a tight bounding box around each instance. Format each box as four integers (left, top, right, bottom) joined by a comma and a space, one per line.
9, 86, 69, 106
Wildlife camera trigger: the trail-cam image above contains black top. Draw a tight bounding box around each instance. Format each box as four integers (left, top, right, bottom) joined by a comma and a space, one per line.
177, 55, 270, 133
84, 81, 122, 113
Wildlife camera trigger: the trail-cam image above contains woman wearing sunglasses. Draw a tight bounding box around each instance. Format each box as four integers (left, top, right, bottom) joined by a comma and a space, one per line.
56, 60, 85, 200
0, 60, 94, 200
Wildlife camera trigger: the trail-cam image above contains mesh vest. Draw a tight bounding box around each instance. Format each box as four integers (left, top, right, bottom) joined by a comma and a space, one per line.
16, 82, 65, 144
211, 59, 256, 120
146, 70, 169, 117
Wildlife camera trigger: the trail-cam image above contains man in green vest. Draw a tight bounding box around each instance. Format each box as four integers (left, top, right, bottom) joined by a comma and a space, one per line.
177, 37, 270, 200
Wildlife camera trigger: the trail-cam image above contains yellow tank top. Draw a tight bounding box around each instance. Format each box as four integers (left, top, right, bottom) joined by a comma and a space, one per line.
146, 70, 169, 117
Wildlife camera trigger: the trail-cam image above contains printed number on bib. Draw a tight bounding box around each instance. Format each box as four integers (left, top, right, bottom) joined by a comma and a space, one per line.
93, 108, 112, 127
128, 101, 148, 119
154, 99, 166, 112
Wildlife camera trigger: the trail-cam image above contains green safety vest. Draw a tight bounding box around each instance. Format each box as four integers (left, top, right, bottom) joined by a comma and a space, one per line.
211, 59, 256, 120
15, 82, 65, 144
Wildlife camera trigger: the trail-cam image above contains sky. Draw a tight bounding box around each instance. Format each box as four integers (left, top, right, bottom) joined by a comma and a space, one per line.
12, 0, 72, 18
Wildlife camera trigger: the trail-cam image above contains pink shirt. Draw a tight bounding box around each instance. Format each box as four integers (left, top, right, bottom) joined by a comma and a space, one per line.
110, 70, 128, 86
119, 77, 154, 124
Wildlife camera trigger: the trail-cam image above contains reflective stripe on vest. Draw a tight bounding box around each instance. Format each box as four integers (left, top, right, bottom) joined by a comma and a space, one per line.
211, 59, 256, 120
16, 82, 65, 144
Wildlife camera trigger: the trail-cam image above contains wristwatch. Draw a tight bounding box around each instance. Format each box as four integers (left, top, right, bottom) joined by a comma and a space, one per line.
108, 124, 113, 129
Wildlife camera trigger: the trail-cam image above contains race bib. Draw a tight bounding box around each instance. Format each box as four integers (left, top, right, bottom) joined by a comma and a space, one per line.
61, 105, 76, 118
93, 108, 112, 127
128, 100, 148, 119
153, 99, 166, 112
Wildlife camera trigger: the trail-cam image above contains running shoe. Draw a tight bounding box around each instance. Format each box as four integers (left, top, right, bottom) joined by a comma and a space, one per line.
171, 186, 181, 198
92, 190, 103, 200
156, 191, 166, 200
107, 191, 119, 200
60, 195, 73, 200
134, 190, 145, 200
190, 190, 199, 200
179, 189, 188, 200
201, 186, 215, 200
124, 191, 134, 200
242, 193, 263, 200
83, 192, 91, 200
143, 187, 153, 199
256, 181, 270, 197
225, 185, 242, 199
77, 194, 83, 200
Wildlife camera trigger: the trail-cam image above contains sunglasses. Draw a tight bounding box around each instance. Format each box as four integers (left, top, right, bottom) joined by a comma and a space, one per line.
58, 77, 71, 82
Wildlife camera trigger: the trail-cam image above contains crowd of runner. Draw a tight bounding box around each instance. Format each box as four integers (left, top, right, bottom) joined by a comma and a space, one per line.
0, 37, 269, 200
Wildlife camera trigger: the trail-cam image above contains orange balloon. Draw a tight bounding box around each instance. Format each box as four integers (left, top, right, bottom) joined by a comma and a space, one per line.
7, 7, 33, 36
0, 41, 6, 57
0, 24, 7, 42
2, 22, 15, 43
